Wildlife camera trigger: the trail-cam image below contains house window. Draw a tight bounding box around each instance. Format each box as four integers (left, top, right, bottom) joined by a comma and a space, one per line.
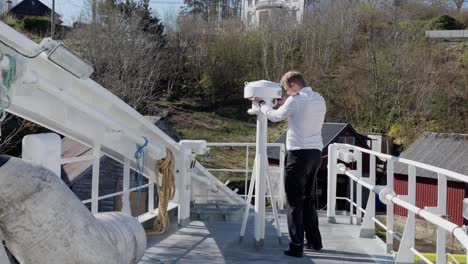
292, 9, 297, 20
259, 10, 268, 25
255, 0, 259, 5
338, 136, 356, 145
247, 12, 253, 25
31, 0, 36, 5
248, 0, 252, 6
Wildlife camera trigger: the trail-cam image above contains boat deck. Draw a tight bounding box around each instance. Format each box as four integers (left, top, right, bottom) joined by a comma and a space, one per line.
139, 211, 394, 264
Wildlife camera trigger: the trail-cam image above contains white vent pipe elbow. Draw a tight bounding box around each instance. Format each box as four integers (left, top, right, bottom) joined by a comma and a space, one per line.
0, 156, 146, 264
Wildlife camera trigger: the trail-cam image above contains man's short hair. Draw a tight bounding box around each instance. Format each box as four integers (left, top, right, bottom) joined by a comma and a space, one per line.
280, 71, 306, 88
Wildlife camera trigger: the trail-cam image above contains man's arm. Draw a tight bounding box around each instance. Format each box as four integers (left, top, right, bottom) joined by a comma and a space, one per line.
260, 97, 295, 122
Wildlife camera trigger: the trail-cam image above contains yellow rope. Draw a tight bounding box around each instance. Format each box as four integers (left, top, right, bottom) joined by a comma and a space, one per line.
147, 148, 176, 235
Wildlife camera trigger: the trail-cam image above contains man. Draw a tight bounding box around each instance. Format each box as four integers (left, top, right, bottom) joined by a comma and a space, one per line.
252, 71, 326, 258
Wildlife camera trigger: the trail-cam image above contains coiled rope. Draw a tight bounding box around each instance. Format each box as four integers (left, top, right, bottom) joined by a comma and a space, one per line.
147, 148, 176, 235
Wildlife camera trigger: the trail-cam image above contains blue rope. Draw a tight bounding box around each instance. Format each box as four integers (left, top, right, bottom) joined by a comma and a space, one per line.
133, 136, 148, 217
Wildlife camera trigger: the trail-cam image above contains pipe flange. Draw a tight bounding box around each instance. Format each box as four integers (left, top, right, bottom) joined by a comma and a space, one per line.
378, 187, 396, 205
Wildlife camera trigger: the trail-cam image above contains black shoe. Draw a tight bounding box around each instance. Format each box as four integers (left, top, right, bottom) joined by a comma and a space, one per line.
305, 243, 322, 251
284, 249, 303, 258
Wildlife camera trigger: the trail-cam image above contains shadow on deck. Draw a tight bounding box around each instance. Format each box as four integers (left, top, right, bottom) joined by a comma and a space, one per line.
140, 211, 394, 264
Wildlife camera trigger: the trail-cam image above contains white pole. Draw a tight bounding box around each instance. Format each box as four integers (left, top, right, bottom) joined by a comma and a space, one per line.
91, 142, 101, 214
122, 158, 131, 215
356, 150, 362, 224
435, 173, 447, 264
327, 144, 337, 223
254, 112, 267, 246
386, 159, 394, 254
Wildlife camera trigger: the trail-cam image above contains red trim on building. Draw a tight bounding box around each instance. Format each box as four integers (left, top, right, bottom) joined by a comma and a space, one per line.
394, 174, 464, 226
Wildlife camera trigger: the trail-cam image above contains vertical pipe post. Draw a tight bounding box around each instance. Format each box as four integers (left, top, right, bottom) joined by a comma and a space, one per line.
327, 144, 337, 223
91, 142, 101, 214
386, 159, 394, 253
148, 170, 155, 213
435, 173, 447, 264
245, 145, 249, 199
360, 154, 375, 238
395, 165, 416, 263
349, 172, 354, 224
356, 150, 362, 224
254, 113, 267, 246
278, 144, 285, 210
121, 157, 131, 215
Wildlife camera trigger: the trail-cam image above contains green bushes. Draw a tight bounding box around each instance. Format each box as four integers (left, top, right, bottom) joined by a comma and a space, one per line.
428, 15, 460, 30
22, 16, 50, 34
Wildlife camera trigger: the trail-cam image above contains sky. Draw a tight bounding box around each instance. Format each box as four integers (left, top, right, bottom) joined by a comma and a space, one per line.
16, 0, 185, 26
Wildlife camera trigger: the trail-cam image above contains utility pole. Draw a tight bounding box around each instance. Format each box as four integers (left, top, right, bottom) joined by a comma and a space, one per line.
92, 0, 97, 23
50, 0, 55, 38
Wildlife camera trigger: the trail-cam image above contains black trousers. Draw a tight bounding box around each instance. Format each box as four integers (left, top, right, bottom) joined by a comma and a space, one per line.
285, 149, 323, 251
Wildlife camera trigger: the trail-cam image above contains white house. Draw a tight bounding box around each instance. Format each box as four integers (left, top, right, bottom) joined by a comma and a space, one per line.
241, 0, 306, 28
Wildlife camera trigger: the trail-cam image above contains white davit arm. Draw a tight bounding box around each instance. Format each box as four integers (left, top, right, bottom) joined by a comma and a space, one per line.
0, 21, 181, 179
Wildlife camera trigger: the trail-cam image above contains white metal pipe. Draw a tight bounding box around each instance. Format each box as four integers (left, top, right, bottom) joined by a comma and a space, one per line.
206, 142, 284, 147
356, 150, 362, 223
386, 159, 394, 253
337, 144, 468, 183
91, 143, 101, 214
0, 156, 146, 264
82, 184, 150, 204
385, 194, 468, 246
61, 155, 96, 164
436, 172, 447, 264
327, 144, 337, 222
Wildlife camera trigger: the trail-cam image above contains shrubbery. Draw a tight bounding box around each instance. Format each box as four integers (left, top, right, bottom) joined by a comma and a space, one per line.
428, 15, 460, 30
22, 16, 50, 34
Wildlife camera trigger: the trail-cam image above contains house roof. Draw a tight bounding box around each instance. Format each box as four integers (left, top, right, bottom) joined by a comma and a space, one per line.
62, 116, 181, 184
267, 123, 369, 161
9, 0, 60, 18
394, 133, 468, 180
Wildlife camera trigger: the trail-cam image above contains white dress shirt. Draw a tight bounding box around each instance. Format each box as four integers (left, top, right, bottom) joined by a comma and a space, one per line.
260, 87, 326, 151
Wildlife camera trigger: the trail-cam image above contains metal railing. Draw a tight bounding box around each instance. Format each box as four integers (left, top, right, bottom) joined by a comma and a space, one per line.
327, 143, 468, 264
61, 146, 160, 223
193, 142, 286, 209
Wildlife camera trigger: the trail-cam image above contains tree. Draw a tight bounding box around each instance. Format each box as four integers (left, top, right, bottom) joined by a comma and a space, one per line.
451, 0, 467, 12
67, 0, 167, 112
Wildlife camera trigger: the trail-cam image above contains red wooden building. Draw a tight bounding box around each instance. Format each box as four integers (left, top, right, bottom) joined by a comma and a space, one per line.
393, 133, 468, 226
267, 123, 372, 209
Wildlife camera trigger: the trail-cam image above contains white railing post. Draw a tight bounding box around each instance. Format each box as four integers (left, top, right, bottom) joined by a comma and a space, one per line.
91, 142, 101, 214
22, 133, 61, 177
349, 171, 354, 224
278, 144, 285, 210
356, 150, 363, 224
386, 159, 394, 254
175, 147, 191, 225
148, 170, 155, 213
245, 145, 249, 200
360, 154, 376, 238
396, 165, 416, 263
327, 144, 337, 223
121, 157, 131, 215
434, 172, 447, 264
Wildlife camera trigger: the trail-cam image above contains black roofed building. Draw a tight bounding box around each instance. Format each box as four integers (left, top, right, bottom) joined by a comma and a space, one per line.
62, 116, 181, 215
267, 123, 372, 209
393, 133, 468, 226
8, 0, 60, 20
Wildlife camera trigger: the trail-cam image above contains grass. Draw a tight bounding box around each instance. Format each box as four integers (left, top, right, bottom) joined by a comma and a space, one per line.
375, 214, 465, 259
154, 98, 286, 188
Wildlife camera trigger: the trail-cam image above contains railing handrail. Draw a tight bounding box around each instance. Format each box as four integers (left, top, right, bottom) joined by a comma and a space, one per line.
337, 143, 468, 183
329, 143, 468, 263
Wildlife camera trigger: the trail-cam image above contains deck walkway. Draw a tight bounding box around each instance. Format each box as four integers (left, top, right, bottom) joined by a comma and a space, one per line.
139, 211, 394, 264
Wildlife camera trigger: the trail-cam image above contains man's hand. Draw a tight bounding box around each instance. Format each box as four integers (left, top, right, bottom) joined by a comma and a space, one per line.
248, 96, 262, 103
